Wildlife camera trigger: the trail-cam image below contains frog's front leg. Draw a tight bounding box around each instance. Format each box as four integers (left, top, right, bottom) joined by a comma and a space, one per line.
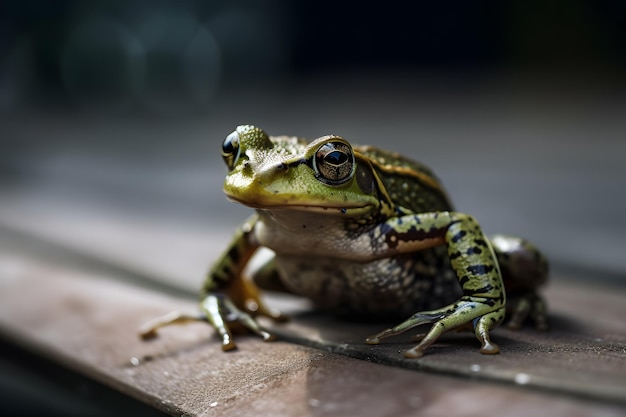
139, 215, 284, 351
365, 212, 505, 358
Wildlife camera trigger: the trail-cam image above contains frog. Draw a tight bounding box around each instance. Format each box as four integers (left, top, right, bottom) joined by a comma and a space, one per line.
140, 125, 548, 358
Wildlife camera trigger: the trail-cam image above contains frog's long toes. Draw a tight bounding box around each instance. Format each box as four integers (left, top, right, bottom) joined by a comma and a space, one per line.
271, 312, 290, 323
261, 331, 277, 342
221, 337, 238, 351
139, 328, 158, 340
479, 342, 500, 355
365, 335, 382, 345
403, 347, 425, 358
366, 327, 399, 344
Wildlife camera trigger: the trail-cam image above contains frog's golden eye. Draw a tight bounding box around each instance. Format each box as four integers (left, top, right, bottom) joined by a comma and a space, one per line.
313, 141, 355, 185
222, 130, 241, 170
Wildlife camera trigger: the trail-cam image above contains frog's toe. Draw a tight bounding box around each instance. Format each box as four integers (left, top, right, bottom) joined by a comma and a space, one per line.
264, 308, 290, 323
505, 302, 530, 330
530, 296, 549, 331
139, 328, 158, 340
245, 297, 289, 323
138, 311, 206, 340
474, 307, 504, 355
227, 308, 277, 343
403, 347, 425, 358
262, 332, 277, 342
221, 335, 238, 351
506, 292, 549, 331
479, 340, 500, 355
365, 335, 382, 345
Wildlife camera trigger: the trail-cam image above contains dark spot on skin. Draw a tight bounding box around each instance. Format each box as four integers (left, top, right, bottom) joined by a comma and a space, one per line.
451, 230, 467, 243
227, 246, 240, 264
474, 238, 488, 247
380, 223, 444, 250
466, 264, 494, 275
463, 284, 494, 296
449, 251, 462, 260
459, 276, 470, 286
466, 247, 482, 255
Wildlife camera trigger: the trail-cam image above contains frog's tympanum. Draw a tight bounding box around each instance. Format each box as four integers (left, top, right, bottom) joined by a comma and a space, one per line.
141, 125, 548, 358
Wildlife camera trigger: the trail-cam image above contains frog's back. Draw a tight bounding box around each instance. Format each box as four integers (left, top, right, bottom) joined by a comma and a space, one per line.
356, 145, 453, 213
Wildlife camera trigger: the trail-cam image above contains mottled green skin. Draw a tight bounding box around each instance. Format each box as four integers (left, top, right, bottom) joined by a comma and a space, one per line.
140, 125, 548, 357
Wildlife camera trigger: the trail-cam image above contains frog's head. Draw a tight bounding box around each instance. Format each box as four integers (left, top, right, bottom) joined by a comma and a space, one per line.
220, 125, 387, 217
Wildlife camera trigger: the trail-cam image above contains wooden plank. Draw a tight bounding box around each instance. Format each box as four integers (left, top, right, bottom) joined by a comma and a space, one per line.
1, 246, 625, 417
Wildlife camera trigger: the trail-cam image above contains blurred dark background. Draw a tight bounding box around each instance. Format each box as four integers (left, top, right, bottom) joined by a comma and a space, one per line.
1, 0, 626, 276
1, 0, 625, 276
2, 0, 625, 112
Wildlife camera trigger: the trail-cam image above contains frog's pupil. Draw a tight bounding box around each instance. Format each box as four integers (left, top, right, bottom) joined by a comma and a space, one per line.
222, 131, 241, 170
223, 131, 240, 155
223, 139, 233, 154
325, 150, 348, 165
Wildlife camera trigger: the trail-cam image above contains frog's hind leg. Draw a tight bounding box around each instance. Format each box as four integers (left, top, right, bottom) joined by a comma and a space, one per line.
139, 311, 207, 340
506, 291, 548, 331
490, 234, 549, 330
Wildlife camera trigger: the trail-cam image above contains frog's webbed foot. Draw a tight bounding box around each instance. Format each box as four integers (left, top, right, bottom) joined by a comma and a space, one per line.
367, 298, 505, 358
506, 291, 548, 331
203, 293, 276, 350
139, 293, 283, 351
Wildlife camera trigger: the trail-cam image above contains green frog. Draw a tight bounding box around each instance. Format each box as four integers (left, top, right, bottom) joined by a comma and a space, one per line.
140, 125, 548, 358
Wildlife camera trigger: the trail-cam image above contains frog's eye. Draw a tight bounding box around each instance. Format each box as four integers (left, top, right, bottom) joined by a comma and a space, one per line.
313, 141, 355, 185
222, 130, 241, 170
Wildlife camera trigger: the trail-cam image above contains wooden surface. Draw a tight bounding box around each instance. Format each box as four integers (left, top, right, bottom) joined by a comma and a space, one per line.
1, 243, 625, 417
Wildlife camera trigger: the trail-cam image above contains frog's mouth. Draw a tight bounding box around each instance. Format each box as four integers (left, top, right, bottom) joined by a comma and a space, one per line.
225, 195, 374, 216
